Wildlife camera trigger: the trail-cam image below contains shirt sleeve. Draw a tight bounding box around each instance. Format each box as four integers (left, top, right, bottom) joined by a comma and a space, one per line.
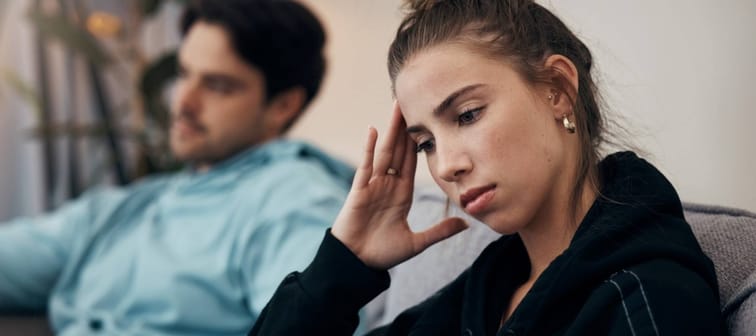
237, 163, 352, 321
0, 193, 98, 312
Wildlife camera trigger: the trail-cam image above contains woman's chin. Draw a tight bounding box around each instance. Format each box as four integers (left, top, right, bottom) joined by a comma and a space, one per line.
479, 212, 525, 235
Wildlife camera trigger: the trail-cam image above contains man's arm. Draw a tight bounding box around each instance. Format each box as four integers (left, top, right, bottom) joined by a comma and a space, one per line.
0, 193, 98, 312
238, 167, 351, 320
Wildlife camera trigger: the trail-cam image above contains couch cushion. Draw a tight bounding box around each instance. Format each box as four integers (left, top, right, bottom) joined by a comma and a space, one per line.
364, 185, 756, 333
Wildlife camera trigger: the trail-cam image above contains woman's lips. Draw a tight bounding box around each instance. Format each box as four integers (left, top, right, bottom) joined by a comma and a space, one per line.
460, 184, 496, 215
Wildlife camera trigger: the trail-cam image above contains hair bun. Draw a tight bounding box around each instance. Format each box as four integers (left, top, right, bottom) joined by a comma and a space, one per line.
403, 0, 442, 11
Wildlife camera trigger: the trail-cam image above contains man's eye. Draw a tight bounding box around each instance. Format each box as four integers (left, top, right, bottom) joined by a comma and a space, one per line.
206, 80, 234, 93
457, 107, 483, 125
416, 139, 435, 154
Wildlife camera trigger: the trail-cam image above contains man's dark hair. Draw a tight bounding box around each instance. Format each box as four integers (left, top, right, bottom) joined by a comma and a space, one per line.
181, 0, 326, 131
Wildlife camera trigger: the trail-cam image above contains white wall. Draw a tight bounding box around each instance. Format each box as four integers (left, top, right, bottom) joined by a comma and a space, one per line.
0, 0, 46, 220
293, 0, 756, 212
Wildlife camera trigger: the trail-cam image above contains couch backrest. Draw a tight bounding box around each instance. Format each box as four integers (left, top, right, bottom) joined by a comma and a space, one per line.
364, 186, 756, 335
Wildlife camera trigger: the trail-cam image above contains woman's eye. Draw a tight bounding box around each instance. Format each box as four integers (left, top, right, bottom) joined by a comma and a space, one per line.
416, 139, 435, 154
457, 107, 483, 125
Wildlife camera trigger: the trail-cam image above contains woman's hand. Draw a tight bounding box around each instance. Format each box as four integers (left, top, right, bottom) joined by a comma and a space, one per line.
331, 103, 468, 270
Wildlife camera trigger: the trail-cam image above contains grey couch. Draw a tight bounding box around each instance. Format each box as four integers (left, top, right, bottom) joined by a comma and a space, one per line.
364, 186, 756, 336
0, 316, 52, 336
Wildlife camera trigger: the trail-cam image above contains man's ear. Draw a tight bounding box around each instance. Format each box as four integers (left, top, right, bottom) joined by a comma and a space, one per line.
543, 54, 579, 119
266, 86, 306, 134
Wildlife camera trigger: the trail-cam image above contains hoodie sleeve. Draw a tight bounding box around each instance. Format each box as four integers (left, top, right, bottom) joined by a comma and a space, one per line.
247, 230, 390, 335
581, 260, 723, 335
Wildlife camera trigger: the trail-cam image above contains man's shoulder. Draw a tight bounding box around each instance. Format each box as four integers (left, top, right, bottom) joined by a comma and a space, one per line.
243, 140, 354, 188
245, 158, 350, 204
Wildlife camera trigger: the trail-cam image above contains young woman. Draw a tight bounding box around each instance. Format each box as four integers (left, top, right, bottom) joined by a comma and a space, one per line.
249, 0, 723, 335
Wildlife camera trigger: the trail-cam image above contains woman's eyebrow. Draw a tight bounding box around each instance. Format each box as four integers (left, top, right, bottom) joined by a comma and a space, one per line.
432, 83, 485, 117
407, 83, 485, 134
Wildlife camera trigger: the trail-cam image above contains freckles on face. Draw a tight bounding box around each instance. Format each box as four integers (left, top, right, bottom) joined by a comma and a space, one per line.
395, 43, 571, 232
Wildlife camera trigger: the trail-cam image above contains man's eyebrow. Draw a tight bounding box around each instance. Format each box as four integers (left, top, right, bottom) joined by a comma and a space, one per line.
201, 72, 245, 86
407, 83, 485, 134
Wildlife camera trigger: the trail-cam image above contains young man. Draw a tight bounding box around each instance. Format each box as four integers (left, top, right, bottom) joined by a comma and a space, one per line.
0, 1, 352, 335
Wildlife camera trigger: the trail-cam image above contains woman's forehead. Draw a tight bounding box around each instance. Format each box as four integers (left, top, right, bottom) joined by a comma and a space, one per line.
395, 47, 521, 116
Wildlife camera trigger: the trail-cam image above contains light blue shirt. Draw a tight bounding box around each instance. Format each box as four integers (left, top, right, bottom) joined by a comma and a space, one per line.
0, 139, 354, 335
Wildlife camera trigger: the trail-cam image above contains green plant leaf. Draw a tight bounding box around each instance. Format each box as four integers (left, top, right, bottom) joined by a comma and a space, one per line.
139, 0, 162, 17
140, 0, 189, 18
1, 68, 42, 120
27, 8, 112, 67
140, 51, 177, 127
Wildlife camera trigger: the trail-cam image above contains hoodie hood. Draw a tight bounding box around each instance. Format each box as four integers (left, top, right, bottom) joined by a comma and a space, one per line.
462, 152, 718, 335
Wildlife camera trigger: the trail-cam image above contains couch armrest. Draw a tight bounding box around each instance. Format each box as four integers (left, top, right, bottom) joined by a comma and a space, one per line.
724, 269, 756, 336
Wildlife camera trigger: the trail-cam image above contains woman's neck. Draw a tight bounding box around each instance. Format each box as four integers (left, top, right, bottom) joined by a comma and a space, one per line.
519, 180, 596, 280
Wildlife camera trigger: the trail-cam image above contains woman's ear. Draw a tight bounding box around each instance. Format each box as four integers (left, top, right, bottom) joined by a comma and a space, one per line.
544, 54, 579, 119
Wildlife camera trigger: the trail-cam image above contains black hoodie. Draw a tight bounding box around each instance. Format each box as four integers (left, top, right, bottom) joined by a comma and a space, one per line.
249, 152, 723, 335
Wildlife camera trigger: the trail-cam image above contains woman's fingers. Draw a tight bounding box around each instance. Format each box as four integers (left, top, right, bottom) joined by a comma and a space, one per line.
375, 102, 403, 176
353, 126, 378, 189
390, 116, 408, 176
413, 217, 469, 253
400, 126, 417, 180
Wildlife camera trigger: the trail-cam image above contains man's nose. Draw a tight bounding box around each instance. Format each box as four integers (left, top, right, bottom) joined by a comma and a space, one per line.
172, 80, 200, 115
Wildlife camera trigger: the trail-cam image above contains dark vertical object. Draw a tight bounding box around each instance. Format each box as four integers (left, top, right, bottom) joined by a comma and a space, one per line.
139, 52, 179, 176
58, 0, 82, 198
33, 0, 57, 209
71, 0, 129, 185
86, 63, 129, 185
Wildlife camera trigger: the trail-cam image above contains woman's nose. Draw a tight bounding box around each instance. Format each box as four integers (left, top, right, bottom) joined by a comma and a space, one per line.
436, 141, 472, 183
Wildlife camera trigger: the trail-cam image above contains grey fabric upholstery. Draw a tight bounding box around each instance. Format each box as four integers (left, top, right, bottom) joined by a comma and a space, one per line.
0, 316, 52, 336
725, 270, 756, 336
364, 185, 756, 335
685, 203, 756, 307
